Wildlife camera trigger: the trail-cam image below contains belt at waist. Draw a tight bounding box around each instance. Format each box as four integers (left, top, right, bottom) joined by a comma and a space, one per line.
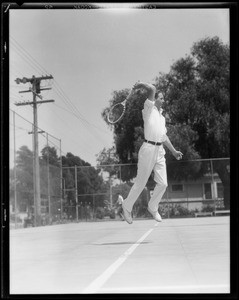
144, 139, 162, 146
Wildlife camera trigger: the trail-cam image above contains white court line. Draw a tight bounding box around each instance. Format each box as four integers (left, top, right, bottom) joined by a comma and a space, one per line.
82, 226, 155, 293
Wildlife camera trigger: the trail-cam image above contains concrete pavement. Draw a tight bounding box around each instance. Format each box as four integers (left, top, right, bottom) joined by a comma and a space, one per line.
10, 216, 230, 294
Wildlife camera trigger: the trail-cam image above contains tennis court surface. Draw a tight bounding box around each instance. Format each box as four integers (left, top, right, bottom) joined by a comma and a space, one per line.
10, 216, 230, 294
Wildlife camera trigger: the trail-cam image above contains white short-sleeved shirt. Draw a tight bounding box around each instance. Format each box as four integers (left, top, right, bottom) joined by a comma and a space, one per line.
142, 99, 167, 143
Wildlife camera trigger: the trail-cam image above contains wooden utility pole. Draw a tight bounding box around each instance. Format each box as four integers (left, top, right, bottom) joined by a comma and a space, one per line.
46, 133, 51, 224
13, 111, 17, 228
15, 75, 54, 226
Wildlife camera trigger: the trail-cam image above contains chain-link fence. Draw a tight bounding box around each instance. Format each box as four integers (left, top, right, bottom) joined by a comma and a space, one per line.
10, 109, 62, 228
60, 158, 230, 223
9, 111, 230, 228
10, 157, 230, 228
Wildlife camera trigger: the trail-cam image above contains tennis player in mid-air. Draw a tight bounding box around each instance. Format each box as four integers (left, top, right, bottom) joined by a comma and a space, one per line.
120, 81, 183, 224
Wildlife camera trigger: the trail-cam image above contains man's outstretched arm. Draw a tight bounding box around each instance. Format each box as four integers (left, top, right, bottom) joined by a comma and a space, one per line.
163, 135, 183, 160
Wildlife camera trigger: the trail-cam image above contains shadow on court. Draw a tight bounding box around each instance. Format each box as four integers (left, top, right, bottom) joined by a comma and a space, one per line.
10, 216, 230, 294
92, 241, 151, 246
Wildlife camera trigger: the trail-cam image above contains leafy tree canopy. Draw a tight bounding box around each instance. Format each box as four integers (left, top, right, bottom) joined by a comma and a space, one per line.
101, 36, 229, 177
101, 37, 230, 208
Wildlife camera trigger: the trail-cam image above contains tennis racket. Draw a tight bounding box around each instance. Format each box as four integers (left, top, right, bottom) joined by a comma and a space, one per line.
107, 87, 136, 124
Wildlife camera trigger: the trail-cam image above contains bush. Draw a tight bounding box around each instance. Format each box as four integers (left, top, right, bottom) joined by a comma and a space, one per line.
104, 207, 116, 219
169, 204, 192, 218
176, 205, 191, 216
95, 207, 104, 219
23, 217, 34, 228
202, 205, 214, 212
10, 214, 22, 223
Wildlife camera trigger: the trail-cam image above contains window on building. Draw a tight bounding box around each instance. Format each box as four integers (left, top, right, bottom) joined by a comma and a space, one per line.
171, 184, 183, 192
204, 183, 212, 199
217, 182, 224, 199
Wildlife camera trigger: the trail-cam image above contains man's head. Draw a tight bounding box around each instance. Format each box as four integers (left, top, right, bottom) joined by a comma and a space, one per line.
155, 92, 164, 109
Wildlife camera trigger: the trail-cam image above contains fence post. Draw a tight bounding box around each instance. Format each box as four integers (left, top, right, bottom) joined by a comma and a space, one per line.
186, 182, 189, 211
60, 139, 63, 220
210, 159, 216, 214
166, 188, 170, 219
120, 165, 122, 185
13, 111, 18, 228
75, 165, 78, 221
62, 177, 66, 220
110, 175, 113, 209
46, 133, 51, 224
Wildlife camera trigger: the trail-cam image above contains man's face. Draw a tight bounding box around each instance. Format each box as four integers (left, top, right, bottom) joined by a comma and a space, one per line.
155, 93, 164, 109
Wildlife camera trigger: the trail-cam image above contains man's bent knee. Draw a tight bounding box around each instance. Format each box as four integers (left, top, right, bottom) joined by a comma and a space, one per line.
155, 182, 168, 190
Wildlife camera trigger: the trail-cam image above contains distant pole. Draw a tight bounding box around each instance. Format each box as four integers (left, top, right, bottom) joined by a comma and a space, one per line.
13, 111, 17, 228
62, 178, 66, 206
32, 79, 41, 226
47, 133, 51, 224
109, 175, 112, 209
15, 74, 54, 226
108, 150, 113, 209
210, 159, 216, 213
186, 183, 189, 210
60, 139, 63, 220
166, 188, 170, 219
93, 194, 95, 220
32, 124, 36, 226
120, 165, 122, 185
75, 165, 78, 221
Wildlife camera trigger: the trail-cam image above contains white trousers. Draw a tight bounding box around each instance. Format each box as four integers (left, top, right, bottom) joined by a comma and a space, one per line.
124, 142, 168, 212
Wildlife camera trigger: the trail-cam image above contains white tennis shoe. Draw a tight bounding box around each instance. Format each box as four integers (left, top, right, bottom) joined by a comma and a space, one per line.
118, 195, 124, 205
147, 206, 162, 222
121, 197, 133, 224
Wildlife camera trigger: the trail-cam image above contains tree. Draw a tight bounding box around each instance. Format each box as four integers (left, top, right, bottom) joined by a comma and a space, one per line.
96, 146, 119, 177
96, 147, 121, 209
41, 146, 60, 166
40, 146, 61, 217
162, 36, 230, 207
61, 152, 106, 218
102, 89, 147, 181
10, 146, 34, 214
102, 36, 230, 208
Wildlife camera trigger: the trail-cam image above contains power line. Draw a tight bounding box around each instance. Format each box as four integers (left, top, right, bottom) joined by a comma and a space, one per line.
39, 132, 67, 156
10, 36, 49, 76
10, 106, 92, 157
11, 36, 106, 135
52, 81, 110, 145
10, 114, 66, 156
9, 40, 110, 143
10, 109, 59, 143
13, 74, 56, 227
11, 43, 43, 77
10, 122, 29, 132
54, 103, 111, 136
11, 40, 108, 144
10, 36, 111, 146
41, 105, 95, 154
10, 109, 71, 157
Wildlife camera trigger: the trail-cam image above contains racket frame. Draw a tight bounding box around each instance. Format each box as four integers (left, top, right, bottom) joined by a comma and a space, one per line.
107, 99, 127, 124
107, 87, 135, 124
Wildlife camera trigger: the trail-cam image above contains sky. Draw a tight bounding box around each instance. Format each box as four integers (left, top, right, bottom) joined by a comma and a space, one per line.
9, 5, 229, 167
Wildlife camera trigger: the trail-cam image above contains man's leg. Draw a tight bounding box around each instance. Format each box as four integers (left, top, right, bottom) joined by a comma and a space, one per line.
123, 143, 157, 212
148, 154, 168, 212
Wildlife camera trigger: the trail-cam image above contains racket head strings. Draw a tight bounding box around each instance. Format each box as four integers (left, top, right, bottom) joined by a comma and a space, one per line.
107, 102, 126, 124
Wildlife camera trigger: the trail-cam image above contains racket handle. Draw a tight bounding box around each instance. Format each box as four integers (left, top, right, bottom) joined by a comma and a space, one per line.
126, 87, 135, 100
